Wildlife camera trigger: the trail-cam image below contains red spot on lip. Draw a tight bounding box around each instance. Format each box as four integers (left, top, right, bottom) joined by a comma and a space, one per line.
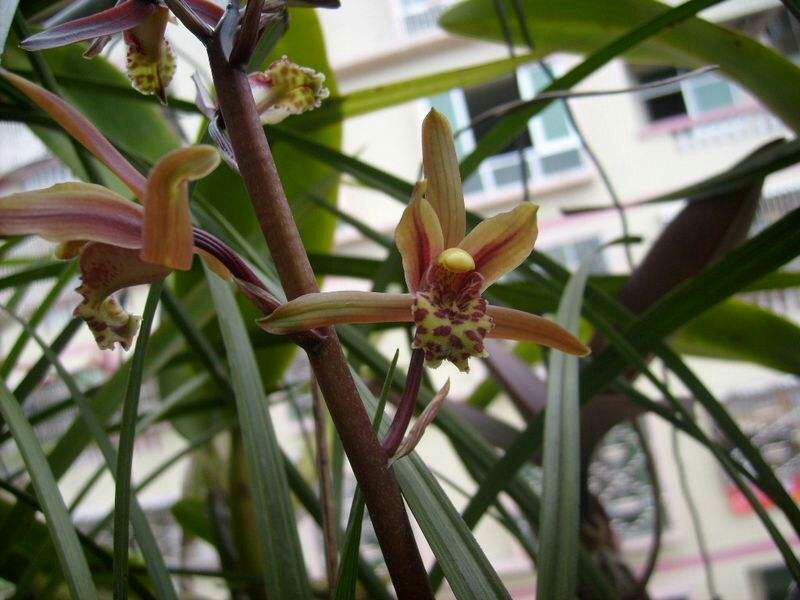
449, 335, 464, 349
433, 325, 451, 336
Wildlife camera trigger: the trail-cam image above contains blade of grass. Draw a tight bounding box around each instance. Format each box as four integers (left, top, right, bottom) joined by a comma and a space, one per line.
113, 281, 163, 600
0, 380, 97, 600
0, 262, 63, 291
334, 350, 398, 600
537, 249, 596, 599
204, 265, 312, 598
0, 262, 76, 379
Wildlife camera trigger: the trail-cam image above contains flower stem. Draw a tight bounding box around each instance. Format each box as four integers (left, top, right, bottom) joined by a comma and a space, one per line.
382, 349, 425, 459
205, 36, 433, 599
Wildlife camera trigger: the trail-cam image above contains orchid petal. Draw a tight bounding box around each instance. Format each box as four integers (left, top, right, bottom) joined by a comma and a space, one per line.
0, 68, 145, 198
422, 109, 466, 248
124, 6, 175, 103
0, 182, 142, 247
0, 70, 147, 198
258, 292, 413, 334
182, 0, 225, 28
395, 184, 444, 292
249, 57, 330, 125
390, 379, 450, 463
141, 146, 220, 270
20, 0, 154, 51
459, 203, 538, 290
75, 242, 169, 350
487, 305, 589, 356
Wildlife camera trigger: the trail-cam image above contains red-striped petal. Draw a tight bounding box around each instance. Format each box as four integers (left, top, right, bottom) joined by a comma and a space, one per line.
21, 0, 154, 51
395, 186, 444, 292
0, 70, 147, 198
459, 203, 538, 290
487, 305, 589, 356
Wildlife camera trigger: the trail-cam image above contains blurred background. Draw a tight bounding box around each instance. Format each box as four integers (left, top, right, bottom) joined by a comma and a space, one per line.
1, 0, 799, 598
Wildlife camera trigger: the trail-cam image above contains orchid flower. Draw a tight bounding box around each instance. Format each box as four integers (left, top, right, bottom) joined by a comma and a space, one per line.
194, 56, 329, 170
0, 70, 279, 350
20, 0, 226, 102
260, 109, 589, 372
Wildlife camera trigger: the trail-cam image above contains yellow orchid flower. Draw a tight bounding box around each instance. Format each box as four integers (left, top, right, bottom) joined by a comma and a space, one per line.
260, 109, 589, 372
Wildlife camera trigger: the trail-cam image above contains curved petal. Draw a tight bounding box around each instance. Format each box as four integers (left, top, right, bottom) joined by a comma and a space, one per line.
0, 182, 143, 247
0, 70, 147, 198
487, 305, 589, 356
258, 292, 413, 334
141, 145, 220, 270
20, 0, 154, 51
422, 109, 465, 247
395, 185, 444, 292
459, 203, 538, 290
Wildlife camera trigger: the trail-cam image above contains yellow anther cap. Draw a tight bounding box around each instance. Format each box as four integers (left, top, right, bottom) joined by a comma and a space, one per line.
438, 248, 475, 273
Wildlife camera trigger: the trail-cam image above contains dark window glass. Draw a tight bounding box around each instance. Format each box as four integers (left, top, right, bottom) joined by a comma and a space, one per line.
463, 74, 532, 157
631, 66, 688, 122
644, 92, 688, 121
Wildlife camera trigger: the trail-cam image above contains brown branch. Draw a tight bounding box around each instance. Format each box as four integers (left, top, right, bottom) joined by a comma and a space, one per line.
206, 35, 433, 599
163, 0, 213, 41
229, 0, 264, 67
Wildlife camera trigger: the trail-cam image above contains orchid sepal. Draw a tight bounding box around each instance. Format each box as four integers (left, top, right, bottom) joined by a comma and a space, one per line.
422, 109, 466, 248
258, 291, 413, 334
19, 0, 155, 52
141, 145, 221, 270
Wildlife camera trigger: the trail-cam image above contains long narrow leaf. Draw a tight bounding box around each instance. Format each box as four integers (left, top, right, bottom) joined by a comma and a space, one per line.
538, 251, 595, 599
113, 282, 163, 599
204, 266, 312, 598
0, 380, 97, 600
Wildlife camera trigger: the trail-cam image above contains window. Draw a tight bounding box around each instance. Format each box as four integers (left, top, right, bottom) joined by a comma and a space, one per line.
396, 0, 454, 37
428, 63, 584, 196
631, 65, 741, 124
631, 7, 800, 126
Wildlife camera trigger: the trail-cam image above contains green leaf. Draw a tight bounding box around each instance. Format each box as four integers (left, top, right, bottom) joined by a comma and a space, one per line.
671, 299, 800, 374
0, 0, 19, 54
171, 498, 216, 546
351, 376, 512, 600
113, 282, 162, 599
441, 0, 800, 135
204, 266, 312, 598
0, 263, 75, 379
567, 138, 800, 213
299, 53, 540, 130
537, 251, 595, 600
0, 380, 97, 600
0, 262, 63, 291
